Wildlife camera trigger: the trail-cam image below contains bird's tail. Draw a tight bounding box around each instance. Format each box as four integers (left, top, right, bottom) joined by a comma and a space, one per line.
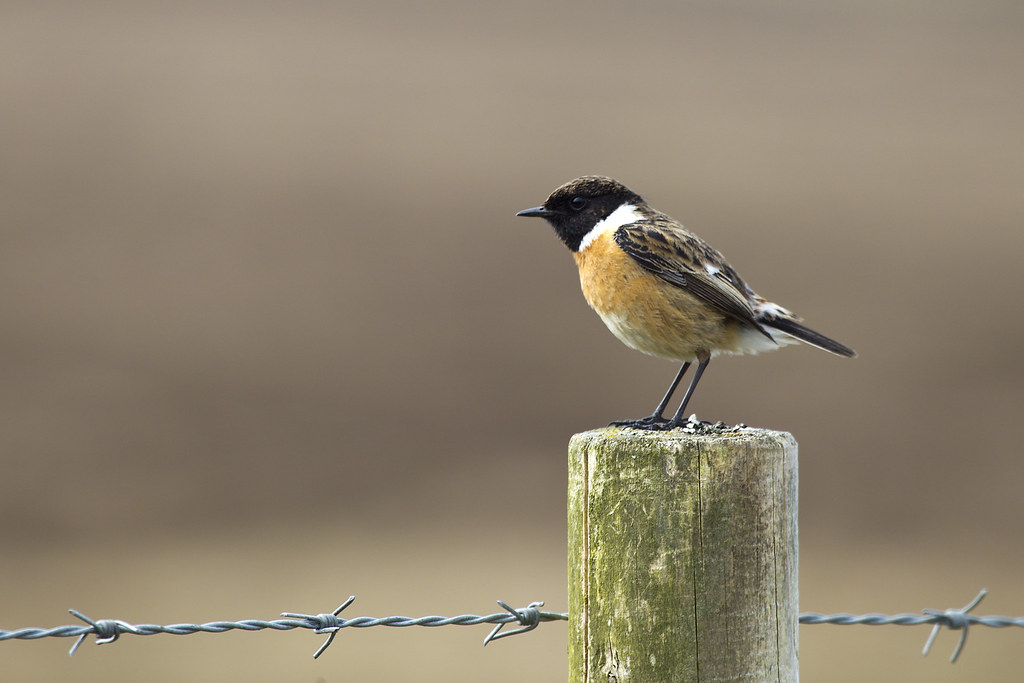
763, 316, 856, 358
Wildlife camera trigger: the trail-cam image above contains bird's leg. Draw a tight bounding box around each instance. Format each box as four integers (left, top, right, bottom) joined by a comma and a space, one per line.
649, 362, 690, 421
667, 357, 710, 427
609, 362, 690, 429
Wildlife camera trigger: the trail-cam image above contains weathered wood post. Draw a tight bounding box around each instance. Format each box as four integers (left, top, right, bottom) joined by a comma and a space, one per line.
568, 427, 798, 682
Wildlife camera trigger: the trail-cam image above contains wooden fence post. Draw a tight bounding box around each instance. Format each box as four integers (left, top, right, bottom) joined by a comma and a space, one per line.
568, 427, 798, 682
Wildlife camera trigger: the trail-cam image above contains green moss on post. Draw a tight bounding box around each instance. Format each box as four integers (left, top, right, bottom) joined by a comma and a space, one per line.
568, 427, 798, 682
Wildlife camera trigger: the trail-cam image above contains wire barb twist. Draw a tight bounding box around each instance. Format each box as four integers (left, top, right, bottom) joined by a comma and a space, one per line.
483, 600, 544, 645
67, 610, 137, 656
281, 595, 357, 659
921, 588, 987, 663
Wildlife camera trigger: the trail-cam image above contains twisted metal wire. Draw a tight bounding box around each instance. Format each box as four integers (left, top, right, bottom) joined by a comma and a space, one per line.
2, 589, 1021, 663
799, 589, 1020, 663
0, 597, 566, 659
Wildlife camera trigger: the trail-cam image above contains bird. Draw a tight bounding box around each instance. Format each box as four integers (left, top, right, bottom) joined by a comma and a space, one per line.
516, 176, 855, 430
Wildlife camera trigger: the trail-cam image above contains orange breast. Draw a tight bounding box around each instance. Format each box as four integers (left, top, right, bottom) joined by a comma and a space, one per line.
573, 232, 735, 362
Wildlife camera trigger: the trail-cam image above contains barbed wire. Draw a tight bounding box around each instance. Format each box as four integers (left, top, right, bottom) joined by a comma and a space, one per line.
2, 589, 1021, 663
798, 589, 1024, 662
0, 597, 566, 659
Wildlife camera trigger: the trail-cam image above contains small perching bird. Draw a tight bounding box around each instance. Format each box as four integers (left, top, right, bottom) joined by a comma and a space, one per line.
517, 176, 855, 430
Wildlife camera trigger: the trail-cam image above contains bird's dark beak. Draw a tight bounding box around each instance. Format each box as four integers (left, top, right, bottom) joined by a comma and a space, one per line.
516, 206, 560, 218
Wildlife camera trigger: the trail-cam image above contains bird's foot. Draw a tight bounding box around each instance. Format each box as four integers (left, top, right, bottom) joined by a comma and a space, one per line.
608, 415, 671, 430
610, 414, 743, 434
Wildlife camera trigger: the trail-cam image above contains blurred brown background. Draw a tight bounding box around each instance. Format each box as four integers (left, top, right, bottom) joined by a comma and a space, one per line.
2, 1, 1022, 681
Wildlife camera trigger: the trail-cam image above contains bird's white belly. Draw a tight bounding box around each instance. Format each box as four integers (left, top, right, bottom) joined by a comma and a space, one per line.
594, 309, 701, 361
595, 308, 792, 360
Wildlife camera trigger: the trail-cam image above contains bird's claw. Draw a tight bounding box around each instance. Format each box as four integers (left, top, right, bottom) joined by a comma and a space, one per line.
609, 415, 671, 430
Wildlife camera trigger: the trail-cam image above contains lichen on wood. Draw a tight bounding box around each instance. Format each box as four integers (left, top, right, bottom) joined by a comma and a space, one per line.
568, 427, 798, 682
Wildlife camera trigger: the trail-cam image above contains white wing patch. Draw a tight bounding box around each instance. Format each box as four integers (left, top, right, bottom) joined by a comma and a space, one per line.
577, 203, 642, 253
755, 301, 793, 318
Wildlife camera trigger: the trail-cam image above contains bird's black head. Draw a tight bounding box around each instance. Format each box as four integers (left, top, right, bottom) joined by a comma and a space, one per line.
517, 176, 645, 252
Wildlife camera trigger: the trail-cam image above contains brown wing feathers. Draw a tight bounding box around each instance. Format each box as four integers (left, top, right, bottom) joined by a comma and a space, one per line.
613, 222, 775, 341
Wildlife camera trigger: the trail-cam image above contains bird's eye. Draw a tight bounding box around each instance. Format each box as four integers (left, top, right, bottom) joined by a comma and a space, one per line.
570, 197, 587, 210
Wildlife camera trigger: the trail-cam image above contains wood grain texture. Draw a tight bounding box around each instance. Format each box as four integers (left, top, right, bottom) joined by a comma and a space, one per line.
568, 428, 798, 682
